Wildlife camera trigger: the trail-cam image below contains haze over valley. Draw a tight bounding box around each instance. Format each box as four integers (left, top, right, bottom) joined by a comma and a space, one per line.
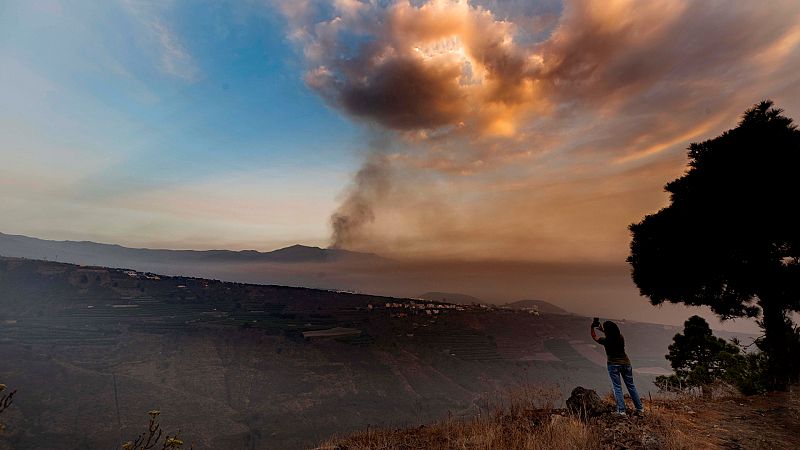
0, 232, 758, 333
2, 0, 799, 448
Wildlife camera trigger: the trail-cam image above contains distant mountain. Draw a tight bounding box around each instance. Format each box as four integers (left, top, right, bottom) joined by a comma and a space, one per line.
419, 291, 482, 304
0, 232, 386, 267
505, 299, 569, 315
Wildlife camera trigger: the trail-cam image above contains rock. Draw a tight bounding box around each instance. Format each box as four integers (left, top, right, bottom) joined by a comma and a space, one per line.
566, 386, 613, 419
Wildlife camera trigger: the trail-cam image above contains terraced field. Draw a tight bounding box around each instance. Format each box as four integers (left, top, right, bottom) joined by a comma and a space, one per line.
413, 326, 504, 361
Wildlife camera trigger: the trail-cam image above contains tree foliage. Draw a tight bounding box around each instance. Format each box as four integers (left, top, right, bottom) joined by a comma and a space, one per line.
655, 316, 742, 394
629, 101, 800, 389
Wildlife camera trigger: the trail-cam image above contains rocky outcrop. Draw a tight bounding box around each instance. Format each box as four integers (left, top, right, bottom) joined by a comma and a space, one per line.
566, 386, 613, 419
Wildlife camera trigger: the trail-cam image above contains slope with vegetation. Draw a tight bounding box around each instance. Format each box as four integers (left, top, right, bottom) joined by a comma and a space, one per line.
318, 385, 800, 449
0, 256, 699, 449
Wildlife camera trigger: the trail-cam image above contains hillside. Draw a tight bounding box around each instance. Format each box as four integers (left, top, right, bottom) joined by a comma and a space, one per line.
419, 292, 482, 304
505, 299, 570, 315
0, 233, 753, 335
0, 256, 749, 449
320, 387, 800, 449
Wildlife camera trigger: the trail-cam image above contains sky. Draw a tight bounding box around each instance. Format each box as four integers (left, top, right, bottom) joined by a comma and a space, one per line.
2, 0, 800, 265
0, 0, 360, 250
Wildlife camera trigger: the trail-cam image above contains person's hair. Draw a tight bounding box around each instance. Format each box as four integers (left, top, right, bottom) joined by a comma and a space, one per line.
603, 320, 623, 343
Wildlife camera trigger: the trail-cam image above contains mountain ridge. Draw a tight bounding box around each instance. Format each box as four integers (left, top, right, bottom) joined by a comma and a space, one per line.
0, 231, 386, 265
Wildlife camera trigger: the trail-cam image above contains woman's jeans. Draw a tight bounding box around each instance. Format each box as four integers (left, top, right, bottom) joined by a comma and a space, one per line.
607, 364, 643, 412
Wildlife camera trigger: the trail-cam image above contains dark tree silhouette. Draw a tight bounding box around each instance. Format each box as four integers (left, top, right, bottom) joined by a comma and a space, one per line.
628, 101, 800, 390
656, 315, 741, 395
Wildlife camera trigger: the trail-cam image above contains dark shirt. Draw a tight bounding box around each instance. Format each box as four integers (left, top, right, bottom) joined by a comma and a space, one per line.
597, 336, 631, 365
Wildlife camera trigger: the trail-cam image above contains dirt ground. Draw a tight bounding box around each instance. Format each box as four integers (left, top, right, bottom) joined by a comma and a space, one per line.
652, 388, 800, 449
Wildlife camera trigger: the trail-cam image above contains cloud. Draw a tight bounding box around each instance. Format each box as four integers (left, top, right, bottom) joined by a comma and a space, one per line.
149, 19, 197, 80
276, 0, 800, 261
282, 0, 547, 137
123, 0, 198, 80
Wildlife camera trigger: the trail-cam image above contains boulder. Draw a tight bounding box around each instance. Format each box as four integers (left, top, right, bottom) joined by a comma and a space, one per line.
566, 386, 613, 419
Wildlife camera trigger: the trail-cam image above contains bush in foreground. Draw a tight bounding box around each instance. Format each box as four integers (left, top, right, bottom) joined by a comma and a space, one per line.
122, 410, 190, 450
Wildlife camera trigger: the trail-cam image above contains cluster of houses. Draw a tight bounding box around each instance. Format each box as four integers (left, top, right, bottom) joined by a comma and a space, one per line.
516, 306, 541, 316
381, 301, 465, 317
123, 270, 161, 280
364, 300, 541, 318
366, 300, 526, 318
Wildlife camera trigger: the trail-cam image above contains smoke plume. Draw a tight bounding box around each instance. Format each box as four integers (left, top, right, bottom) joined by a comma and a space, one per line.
330, 154, 391, 249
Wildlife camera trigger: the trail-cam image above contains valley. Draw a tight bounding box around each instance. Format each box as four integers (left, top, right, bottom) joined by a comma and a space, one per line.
0, 256, 741, 449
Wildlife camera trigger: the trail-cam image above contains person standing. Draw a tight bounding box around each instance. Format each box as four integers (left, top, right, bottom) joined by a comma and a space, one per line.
591, 319, 644, 415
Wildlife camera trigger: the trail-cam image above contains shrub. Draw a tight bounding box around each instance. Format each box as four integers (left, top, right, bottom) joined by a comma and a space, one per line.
655, 316, 743, 396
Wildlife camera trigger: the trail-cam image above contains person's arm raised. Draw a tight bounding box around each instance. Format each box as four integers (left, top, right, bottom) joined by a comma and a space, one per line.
591, 326, 602, 342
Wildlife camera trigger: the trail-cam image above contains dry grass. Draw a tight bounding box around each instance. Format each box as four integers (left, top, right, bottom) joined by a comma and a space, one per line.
316, 386, 722, 450
640, 405, 710, 450
317, 385, 599, 449
317, 413, 599, 450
